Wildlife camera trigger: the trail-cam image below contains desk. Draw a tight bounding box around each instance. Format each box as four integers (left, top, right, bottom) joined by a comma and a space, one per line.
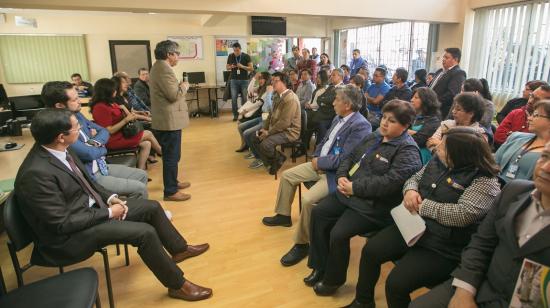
187, 85, 226, 118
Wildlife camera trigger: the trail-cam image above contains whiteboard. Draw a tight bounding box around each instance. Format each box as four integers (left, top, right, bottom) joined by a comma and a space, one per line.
168, 36, 203, 60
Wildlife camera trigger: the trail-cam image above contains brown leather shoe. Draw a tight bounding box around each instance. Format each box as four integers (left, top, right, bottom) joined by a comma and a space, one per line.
168, 279, 212, 301
172, 243, 209, 263
163, 191, 191, 202
177, 181, 191, 189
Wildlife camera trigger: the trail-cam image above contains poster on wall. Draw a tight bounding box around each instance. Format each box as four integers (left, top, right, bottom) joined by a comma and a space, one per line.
216, 39, 241, 56
167, 36, 203, 60
247, 37, 287, 73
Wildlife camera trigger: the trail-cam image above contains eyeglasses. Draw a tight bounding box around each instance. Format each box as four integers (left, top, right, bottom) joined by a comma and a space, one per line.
531, 112, 550, 119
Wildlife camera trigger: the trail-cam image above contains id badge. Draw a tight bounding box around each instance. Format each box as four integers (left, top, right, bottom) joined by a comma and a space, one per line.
236, 69, 240, 75
349, 163, 360, 177
505, 163, 519, 179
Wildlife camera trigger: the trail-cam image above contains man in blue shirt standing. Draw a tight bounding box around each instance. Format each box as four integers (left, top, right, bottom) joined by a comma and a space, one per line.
349, 49, 368, 77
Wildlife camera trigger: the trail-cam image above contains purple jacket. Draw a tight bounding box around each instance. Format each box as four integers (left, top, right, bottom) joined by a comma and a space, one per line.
313, 112, 372, 193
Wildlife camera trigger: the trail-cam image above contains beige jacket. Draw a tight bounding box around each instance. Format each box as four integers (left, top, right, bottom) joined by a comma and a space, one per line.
263, 90, 301, 141
150, 60, 189, 131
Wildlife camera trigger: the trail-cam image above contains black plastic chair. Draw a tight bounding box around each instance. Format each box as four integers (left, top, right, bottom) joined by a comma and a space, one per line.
4, 193, 129, 308
0, 267, 101, 308
105, 147, 139, 168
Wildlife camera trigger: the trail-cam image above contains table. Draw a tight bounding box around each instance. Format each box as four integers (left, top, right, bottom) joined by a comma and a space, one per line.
187, 85, 226, 118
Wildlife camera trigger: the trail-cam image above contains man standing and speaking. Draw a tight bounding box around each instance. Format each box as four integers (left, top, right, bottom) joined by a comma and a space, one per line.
150, 40, 191, 202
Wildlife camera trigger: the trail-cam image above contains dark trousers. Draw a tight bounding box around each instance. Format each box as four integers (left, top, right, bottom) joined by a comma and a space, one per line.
307, 193, 384, 285
250, 132, 289, 165
156, 129, 181, 196
356, 225, 458, 308
76, 199, 187, 289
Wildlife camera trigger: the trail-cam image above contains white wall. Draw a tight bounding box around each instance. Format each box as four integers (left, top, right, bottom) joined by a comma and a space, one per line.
0, 10, 328, 96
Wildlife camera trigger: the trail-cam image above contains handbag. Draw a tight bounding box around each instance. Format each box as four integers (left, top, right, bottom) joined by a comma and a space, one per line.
223, 78, 232, 101
121, 120, 144, 138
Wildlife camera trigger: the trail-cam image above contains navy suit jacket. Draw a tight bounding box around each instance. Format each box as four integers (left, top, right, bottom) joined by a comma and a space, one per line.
313, 112, 372, 193
69, 112, 110, 178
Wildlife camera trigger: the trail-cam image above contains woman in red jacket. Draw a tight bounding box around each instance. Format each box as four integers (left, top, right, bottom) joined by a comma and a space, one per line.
91, 78, 161, 170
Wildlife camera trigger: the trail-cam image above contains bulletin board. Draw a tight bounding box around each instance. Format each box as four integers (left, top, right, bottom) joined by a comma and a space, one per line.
168, 36, 203, 60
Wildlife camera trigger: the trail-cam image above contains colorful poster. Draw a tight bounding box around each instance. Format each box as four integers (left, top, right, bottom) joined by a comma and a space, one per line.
246, 37, 287, 73
216, 39, 239, 56
510, 259, 550, 308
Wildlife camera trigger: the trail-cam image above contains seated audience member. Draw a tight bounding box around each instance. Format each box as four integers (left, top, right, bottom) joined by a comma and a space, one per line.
409, 87, 442, 164
15, 108, 212, 301
289, 69, 300, 92
249, 72, 301, 174
245, 85, 274, 169
41, 81, 148, 199
381, 67, 413, 104
496, 80, 548, 123
236, 72, 261, 123
284, 46, 302, 73
410, 141, 550, 308
262, 85, 372, 266
349, 74, 369, 118
357, 67, 371, 93
133, 67, 151, 107
427, 93, 487, 152
305, 100, 422, 295
236, 72, 272, 153
114, 72, 150, 113
71, 73, 93, 97
365, 67, 391, 124
340, 65, 351, 84
297, 48, 318, 82
495, 84, 550, 145
429, 48, 467, 119
318, 53, 335, 73
495, 100, 550, 184
299, 70, 330, 156
306, 69, 345, 146
296, 69, 316, 109
91, 78, 160, 170
453, 78, 494, 130
345, 127, 500, 308
426, 72, 435, 85
410, 68, 428, 91
349, 49, 368, 77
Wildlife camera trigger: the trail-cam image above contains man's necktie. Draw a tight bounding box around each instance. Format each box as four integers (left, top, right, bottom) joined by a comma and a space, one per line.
66, 153, 108, 208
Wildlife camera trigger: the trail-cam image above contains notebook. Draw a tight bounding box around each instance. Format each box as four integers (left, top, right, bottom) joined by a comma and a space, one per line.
390, 203, 426, 247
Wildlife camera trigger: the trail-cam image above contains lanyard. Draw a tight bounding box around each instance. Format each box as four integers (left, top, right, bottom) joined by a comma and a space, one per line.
513, 138, 545, 164
235, 54, 241, 65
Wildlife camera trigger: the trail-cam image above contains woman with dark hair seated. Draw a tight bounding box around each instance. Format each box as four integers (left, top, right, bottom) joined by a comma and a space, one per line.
305, 100, 423, 296
495, 100, 550, 184
410, 69, 427, 91
349, 74, 369, 118
343, 127, 500, 308
427, 92, 487, 152
459, 78, 494, 130
409, 87, 441, 164
91, 78, 161, 170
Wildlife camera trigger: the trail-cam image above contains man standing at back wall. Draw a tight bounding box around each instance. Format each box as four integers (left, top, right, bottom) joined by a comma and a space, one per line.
150, 40, 192, 202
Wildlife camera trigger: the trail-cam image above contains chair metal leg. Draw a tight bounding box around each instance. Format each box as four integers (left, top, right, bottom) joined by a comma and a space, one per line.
95, 290, 102, 308
7, 242, 25, 287
291, 146, 296, 163
100, 248, 115, 308
59, 266, 64, 274
124, 244, 130, 266
298, 184, 302, 213
115, 244, 120, 256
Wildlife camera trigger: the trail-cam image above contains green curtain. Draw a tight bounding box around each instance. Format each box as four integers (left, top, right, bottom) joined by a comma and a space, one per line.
0, 35, 89, 83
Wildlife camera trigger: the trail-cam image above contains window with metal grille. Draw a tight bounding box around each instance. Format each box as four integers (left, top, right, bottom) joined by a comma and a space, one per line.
470, 1, 550, 106
339, 21, 430, 79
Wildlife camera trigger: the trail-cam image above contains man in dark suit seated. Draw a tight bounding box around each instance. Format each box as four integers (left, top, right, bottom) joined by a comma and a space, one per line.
14, 109, 212, 301
429, 48, 467, 119
410, 141, 550, 308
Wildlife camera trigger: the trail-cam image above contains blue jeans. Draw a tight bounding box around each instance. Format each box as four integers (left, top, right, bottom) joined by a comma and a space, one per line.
243, 121, 263, 158
238, 117, 262, 139
156, 130, 181, 197
230, 79, 249, 117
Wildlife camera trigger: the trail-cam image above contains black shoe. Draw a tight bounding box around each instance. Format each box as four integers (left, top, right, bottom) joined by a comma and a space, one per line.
280, 244, 309, 266
262, 214, 292, 227
235, 145, 248, 152
232, 117, 238, 121
303, 269, 324, 287
341, 299, 375, 308
269, 153, 287, 175
291, 148, 306, 159
313, 280, 342, 296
